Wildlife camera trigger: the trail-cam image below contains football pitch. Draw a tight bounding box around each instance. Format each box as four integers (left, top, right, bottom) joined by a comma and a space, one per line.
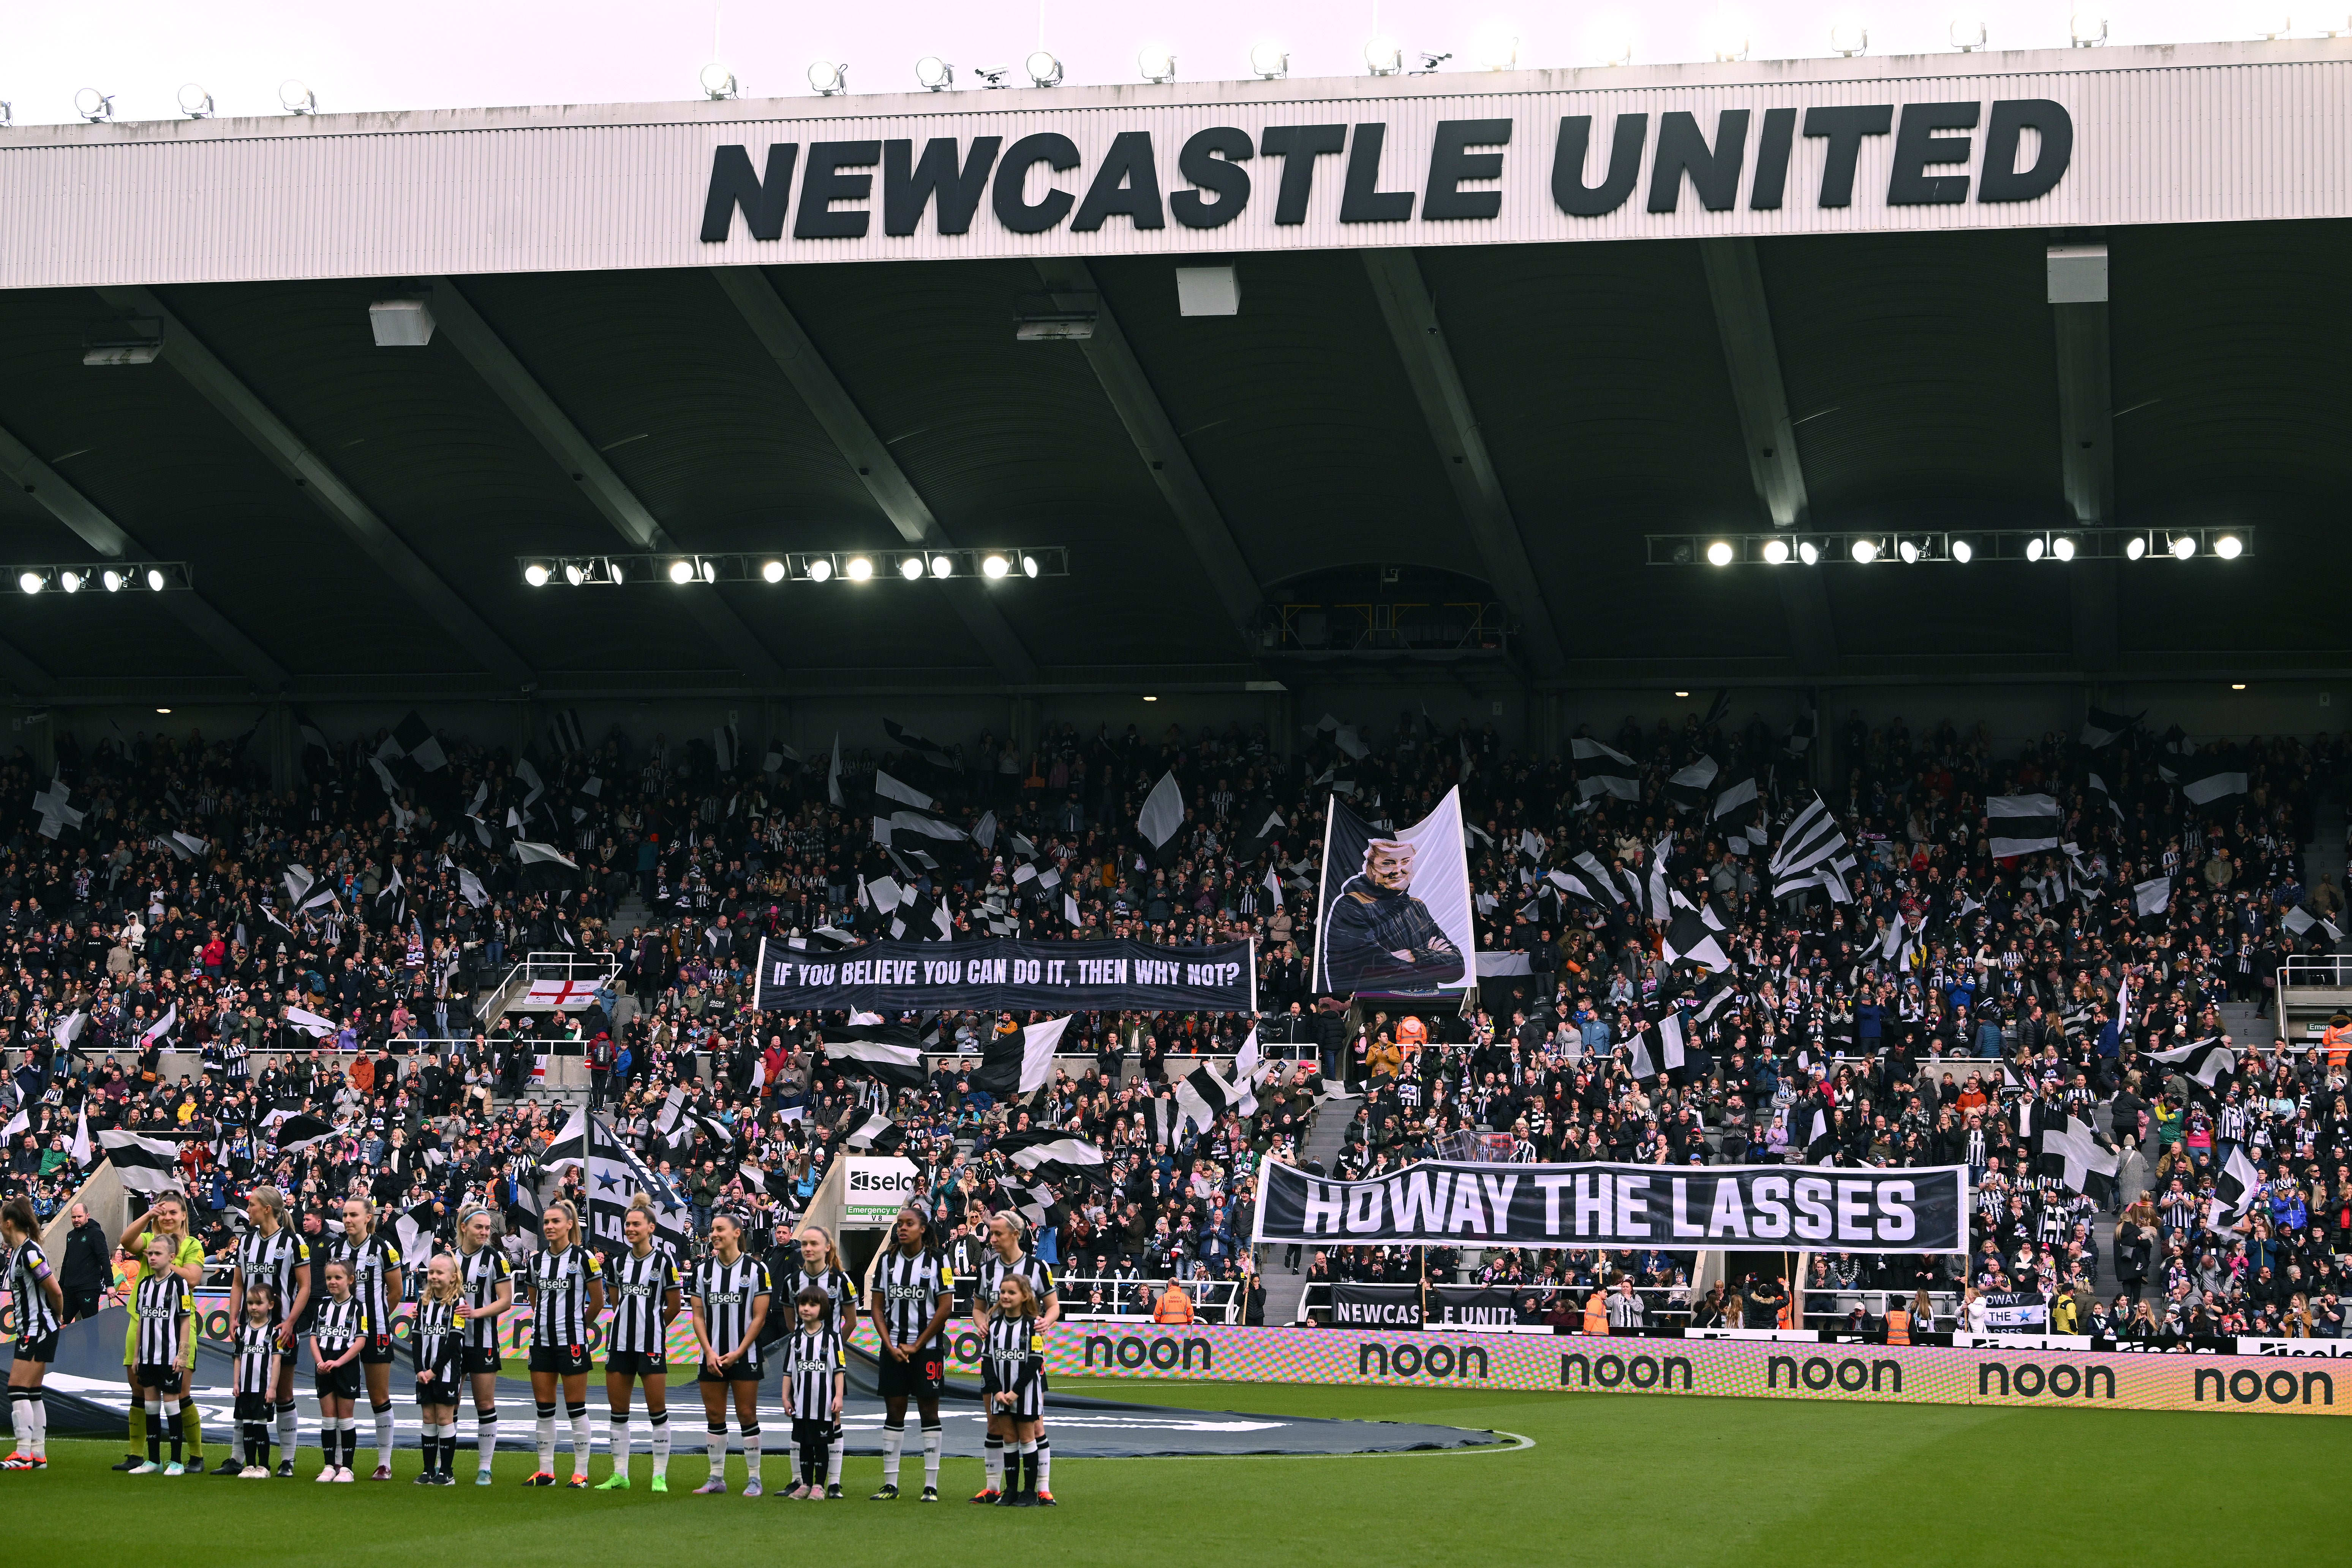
15, 1380, 2350, 1567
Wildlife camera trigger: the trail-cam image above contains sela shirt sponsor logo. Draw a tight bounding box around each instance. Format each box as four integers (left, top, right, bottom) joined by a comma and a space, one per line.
700, 101, 2072, 242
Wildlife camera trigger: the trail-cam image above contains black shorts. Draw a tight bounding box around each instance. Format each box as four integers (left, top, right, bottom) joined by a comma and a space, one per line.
358, 1337, 397, 1367
605, 1350, 667, 1377
462, 1347, 503, 1375
876, 1347, 946, 1399
697, 1359, 762, 1384
528, 1344, 592, 1377
13, 1331, 57, 1364
315, 1362, 362, 1400
234, 1391, 274, 1422
790, 1416, 830, 1447
415, 1377, 460, 1408
135, 1363, 186, 1397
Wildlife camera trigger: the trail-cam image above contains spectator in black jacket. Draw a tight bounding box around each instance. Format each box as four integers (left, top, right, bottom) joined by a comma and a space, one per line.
57, 1202, 111, 1322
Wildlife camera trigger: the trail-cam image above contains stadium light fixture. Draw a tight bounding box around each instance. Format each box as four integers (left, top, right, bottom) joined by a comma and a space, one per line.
1761, 538, 1789, 564
916, 55, 954, 89
523, 562, 551, 587
700, 63, 739, 99
1026, 50, 1063, 86
2249, 12, 2293, 38
58, 570, 83, 593
983, 552, 1011, 579
2170, 533, 2197, 560
564, 562, 585, 586
767, 558, 794, 582
1472, 27, 1521, 70
1829, 15, 1869, 54
1702, 16, 1751, 60
1022, 553, 1040, 578
808, 60, 847, 95
668, 559, 694, 585
178, 83, 214, 118
0, 102, 12, 129
1897, 538, 1922, 564
1137, 44, 1176, 82
1589, 17, 1636, 64
899, 555, 925, 581
2124, 534, 2147, 561
846, 556, 874, 581
145, 567, 168, 590
1948, 15, 1986, 49
1797, 541, 1820, 566
929, 553, 953, 578
102, 569, 124, 591
279, 79, 316, 114
2025, 536, 2046, 561
74, 89, 114, 122
18, 571, 44, 594
1365, 35, 1404, 74
1705, 541, 1734, 566
1850, 538, 1879, 564
2232, 682, 2247, 690
2052, 535, 2077, 562
2215, 533, 2243, 558
2070, 13, 2107, 45
1949, 538, 1973, 563
1248, 41, 1290, 78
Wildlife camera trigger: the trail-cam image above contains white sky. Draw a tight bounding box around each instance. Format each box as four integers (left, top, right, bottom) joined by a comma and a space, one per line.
3, 2, 2311, 125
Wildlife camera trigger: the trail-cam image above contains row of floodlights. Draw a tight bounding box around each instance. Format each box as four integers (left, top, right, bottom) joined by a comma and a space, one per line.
1654, 528, 2249, 567
13, 563, 191, 593
518, 548, 1067, 587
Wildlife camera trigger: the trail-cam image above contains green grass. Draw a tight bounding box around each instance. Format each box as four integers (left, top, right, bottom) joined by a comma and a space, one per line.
19, 1380, 2352, 1566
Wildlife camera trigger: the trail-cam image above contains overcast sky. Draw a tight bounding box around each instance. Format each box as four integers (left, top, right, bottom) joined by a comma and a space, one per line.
6, 2, 2295, 125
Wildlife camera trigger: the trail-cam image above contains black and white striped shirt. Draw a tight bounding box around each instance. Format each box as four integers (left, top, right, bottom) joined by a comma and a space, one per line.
412, 1297, 465, 1385
689, 1254, 770, 1367
234, 1323, 278, 1396
870, 1247, 952, 1350
458, 1246, 511, 1349
975, 1249, 1056, 1320
978, 1314, 1041, 1417
605, 1248, 680, 1354
528, 1246, 602, 1349
779, 1265, 857, 1336
785, 1325, 844, 1419
312, 1295, 365, 1358
234, 1229, 309, 1331
133, 1274, 193, 1367
328, 1235, 401, 1338
6, 1239, 59, 1342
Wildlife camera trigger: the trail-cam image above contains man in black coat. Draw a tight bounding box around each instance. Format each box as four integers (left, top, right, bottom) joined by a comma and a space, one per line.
57, 1201, 112, 1322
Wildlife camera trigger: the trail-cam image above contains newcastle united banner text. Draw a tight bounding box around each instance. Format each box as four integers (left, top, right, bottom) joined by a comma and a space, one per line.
1255, 1159, 1969, 1253
755, 936, 1257, 1015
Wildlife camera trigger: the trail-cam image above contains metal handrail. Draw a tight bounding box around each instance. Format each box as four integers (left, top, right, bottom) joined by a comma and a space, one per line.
2282, 954, 2352, 988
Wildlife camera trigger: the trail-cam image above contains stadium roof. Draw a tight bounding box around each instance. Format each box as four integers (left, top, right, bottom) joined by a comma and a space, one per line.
0, 41, 2344, 708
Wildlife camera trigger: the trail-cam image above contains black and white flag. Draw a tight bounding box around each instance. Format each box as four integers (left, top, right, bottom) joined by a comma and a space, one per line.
2036, 1114, 2121, 1204
1770, 795, 1848, 898
1664, 755, 1718, 814
2283, 905, 2346, 943
1710, 765, 1760, 823
1172, 1062, 1244, 1136
2181, 753, 2250, 808
2148, 1035, 2236, 1089
845, 1107, 907, 1154
2086, 771, 2124, 825
1571, 737, 1641, 802
2080, 707, 2139, 749
387, 710, 447, 773
1629, 1013, 1687, 1079
1137, 770, 1185, 850
971, 1015, 1072, 1099
1661, 908, 1734, 973
712, 723, 738, 773
822, 1023, 929, 1091
2134, 876, 2172, 917
1986, 794, 2061, 858
2207, 1145, 2263, 1232
883, 720, 956, 769
994, 1127, 1111, 1187
549, 709, 587, 756
99, 1128, 185, 1195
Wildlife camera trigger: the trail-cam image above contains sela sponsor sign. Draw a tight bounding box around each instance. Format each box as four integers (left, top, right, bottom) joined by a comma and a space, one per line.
1010, 1321, 2345, 1415
1255, 1159, 1968, 1252
841, 1154, 922, 1227
755, 935, 1255, 1014
702, 98, 2071, 249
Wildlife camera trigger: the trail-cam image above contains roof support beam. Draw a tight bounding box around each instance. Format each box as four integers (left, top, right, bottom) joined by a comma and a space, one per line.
707, 267, 1039, 684
2053, 294, 2119, 669
91, 285, 537, 691
0, 418, 293, 693
1029, 259, 1265, 650
424, 278, 787, 686
1360, 250, 1566, 677
1699, 237, 1838, 675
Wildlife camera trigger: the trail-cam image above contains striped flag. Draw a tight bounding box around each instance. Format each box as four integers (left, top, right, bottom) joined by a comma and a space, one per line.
1710, 765, 1759, 821
1986, 794, 2062, 858
971, 1015, 1072, 1098
2206, 1145, 2263, 1231
2080, 707, 2139, 749
823, 1024, 929, 1091
845, 1108, 907, 1154
98, 1128, 186, 1195
1663, 754, 1718, 813
1570, 737, 1641, 802
1769, 795, 1847, 898
2181, 753, 2249, 808
2148, 1035, 2236, 1089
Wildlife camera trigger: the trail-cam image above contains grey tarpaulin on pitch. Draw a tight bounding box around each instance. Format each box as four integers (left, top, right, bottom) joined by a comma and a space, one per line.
755, 936, 1257, 1014
1254, 1159, 1970, 1253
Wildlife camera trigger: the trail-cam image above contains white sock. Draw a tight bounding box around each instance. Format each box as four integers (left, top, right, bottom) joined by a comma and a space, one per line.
6, 1392, 21, 1454
707, 1424, 727, 1479
29, 1397, 47, 1460
536, 1406, 556, 1473
609, 1416, 631, 1472
922, 1425, 941, 1489
881, 1423, 903, 1486
476, 1409, 498, 1470
827, 1431, 843, 1487
651, 1412, 671, 1468
742, 1424, 761, 1485
373, 1404, 396, 1470
569, 1410, 593, 1477
1036, 1435, 1051, 1492
984, 1437, 1003, 1491
277, 1402, 299, 1465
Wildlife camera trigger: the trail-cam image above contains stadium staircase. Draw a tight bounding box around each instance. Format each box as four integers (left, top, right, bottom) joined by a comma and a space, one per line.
1260, 1089, 1356, 1324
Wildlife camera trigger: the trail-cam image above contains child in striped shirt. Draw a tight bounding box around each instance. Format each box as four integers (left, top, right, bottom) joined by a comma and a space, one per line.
783, 1287, 844, 1501
232, 1283, 281, 1477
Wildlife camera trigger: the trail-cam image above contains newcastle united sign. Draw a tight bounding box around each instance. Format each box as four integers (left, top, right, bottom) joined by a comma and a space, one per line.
1255, 1159, 1970, 1253
754, 935, 1256, 1014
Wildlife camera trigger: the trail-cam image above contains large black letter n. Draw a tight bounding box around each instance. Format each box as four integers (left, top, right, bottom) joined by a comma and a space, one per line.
702, 144, 800, 241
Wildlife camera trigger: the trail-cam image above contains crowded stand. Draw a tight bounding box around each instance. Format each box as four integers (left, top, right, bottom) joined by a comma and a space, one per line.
3, 702, 2349, 1396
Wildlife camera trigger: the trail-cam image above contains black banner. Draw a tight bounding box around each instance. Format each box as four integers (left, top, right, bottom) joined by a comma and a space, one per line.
1255, 1160, 1969, 1253
1329, 1282, 1547, 1330
1331, 1282, 1424, 1330
754, 936, 1257, 1015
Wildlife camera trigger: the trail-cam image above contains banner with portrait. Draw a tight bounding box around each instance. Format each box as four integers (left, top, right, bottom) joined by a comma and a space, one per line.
1310, 786, 1476, 999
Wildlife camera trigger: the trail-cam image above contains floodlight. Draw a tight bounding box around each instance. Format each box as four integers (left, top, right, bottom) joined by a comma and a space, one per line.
1138, 44, 1176, 82
18, 571, 43, 594
279, 79, 315, 114
1472, 28, 1521, 69
1589, 18, 1636, 64
669, 559, 694, 584
2052, 536, 2077, 562
1021, 554, 1040, 578
929, 553, 953, 578
74, 89, 114, 122
1365, 35, 1404, 74
523, 563, 551, 587
2170, 534, 2197, 560
1830, 16, 1869, 54
700, 63, 739, 99
2214, 533, 2243, 559
1703, 16, 1750, 60
808, 60, 847, 95
2070, 13, 2107, 44
847, 556, 874, 581
899, 556, 925, 581
564, 563, 585, 586
2124, 535, 2147, 561
1949, 539, 1973, 563
1705, 541, 1734, 567
767, 559, 793, 582
2026, 537, 2046, 561
983, 553, 1010, 578
145, 567, 166, 591
178, 84, 214, 118
1761, 538, 1789, 564
1026, 51, 1063, 86
916, 56, 954, 90
1850, 538, 1879, 563
1248, 41, 1289, 77
1948, 15, 1986, 49
1797, 541, 1820, 566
